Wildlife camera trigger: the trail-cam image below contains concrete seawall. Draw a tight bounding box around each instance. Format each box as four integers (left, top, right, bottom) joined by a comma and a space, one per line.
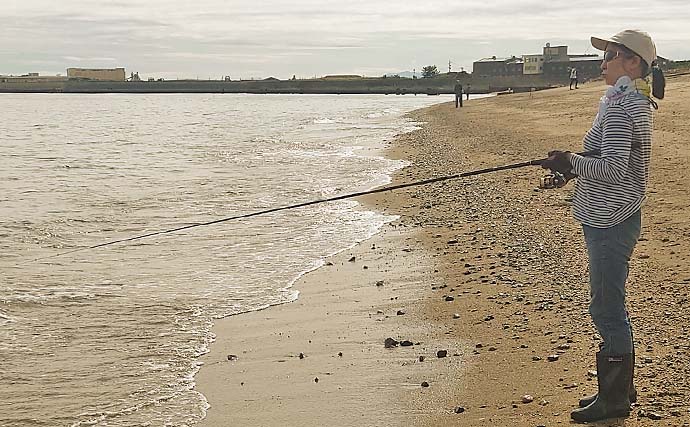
0, 75, 568, 94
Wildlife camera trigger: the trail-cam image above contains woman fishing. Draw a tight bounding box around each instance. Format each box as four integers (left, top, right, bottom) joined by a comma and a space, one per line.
541, 29, 666, 423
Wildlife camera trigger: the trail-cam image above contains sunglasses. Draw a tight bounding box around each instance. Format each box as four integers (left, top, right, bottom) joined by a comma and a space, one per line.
603, 50, 622, 62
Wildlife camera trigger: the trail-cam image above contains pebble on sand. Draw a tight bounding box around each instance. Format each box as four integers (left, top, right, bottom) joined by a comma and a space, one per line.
521, 394, 534, 403
421, 381, 430, 388
385, 338, 399, 348
227, 354, 238, 361
638, 410, 663, 420
437, 350, 448, 358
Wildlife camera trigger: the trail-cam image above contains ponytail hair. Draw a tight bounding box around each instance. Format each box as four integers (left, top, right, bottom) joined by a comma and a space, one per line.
651, 61, 665, 100
621, 44, 666, 100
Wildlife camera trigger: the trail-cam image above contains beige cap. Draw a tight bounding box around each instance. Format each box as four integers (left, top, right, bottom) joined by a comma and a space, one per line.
591, 29, 657, 66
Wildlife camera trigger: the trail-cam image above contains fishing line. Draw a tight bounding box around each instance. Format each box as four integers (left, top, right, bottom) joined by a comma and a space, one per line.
22, 150, 597, 264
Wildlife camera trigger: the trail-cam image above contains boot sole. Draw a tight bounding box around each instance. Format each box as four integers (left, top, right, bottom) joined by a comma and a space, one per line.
571, 409, 631, 423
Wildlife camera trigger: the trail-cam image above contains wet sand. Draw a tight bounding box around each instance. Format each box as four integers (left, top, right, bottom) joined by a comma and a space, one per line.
195, 74, 690, 426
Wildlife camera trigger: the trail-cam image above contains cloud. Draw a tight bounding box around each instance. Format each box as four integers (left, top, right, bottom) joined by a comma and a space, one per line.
63, 56, 118, 62
2, 0, 689, 79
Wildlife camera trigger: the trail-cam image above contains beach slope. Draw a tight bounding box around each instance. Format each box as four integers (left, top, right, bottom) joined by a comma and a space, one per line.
196, 74, 690, 426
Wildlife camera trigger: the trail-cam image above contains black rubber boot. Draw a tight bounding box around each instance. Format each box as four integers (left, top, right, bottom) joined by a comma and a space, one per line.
579, 345, 636, 407
571, 352, 633, 423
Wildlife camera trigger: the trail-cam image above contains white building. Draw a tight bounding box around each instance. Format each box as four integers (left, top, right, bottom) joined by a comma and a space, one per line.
522, 54, 544, 74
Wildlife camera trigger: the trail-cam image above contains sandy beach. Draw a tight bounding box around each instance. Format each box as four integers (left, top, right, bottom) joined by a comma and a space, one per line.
195, 74, 690, 426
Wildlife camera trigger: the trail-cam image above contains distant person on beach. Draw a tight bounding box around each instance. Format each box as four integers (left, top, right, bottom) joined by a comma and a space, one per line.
541, 29, 665, 424
466, 84, 471, 100
454, 81, 463, 108
569, 67, 578, 89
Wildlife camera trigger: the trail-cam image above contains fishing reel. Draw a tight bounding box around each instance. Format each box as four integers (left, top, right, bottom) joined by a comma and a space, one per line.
539, 171, 568, 189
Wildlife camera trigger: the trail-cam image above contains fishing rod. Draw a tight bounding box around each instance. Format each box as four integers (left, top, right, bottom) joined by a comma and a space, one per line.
25, 150, 597, 264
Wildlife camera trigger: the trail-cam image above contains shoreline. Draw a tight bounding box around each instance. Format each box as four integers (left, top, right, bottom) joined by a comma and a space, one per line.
194, 224, 444, 426
194, 75, 690, 426
193, 103, 449, 426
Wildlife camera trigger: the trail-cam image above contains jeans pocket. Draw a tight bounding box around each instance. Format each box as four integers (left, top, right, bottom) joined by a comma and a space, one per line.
615, 211, 641, 256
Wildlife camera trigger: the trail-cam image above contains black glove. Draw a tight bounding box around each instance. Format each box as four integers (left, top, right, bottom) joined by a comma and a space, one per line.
541, 150, 572, 174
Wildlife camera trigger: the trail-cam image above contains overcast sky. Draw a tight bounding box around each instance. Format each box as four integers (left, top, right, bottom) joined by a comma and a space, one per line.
3, 0, 689, 80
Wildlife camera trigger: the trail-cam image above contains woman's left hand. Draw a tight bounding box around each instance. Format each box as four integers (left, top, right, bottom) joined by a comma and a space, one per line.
541, 150, 572, 173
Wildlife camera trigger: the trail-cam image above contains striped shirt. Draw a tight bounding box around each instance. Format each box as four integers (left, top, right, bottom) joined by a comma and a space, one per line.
569, 93, 653, 228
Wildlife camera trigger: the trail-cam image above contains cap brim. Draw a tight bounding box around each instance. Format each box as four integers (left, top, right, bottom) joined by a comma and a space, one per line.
590, 36, 611, 51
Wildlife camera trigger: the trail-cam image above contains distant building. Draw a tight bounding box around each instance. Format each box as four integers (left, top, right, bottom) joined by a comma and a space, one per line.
542, 49, 602, 81
540, 43, 573, 79
543, 43, 569, 62
540, 44, 602, 81
472, 43, 604, 81
67, 68, 126, 81
472, 56, 523, 77
522, 54, 544, 75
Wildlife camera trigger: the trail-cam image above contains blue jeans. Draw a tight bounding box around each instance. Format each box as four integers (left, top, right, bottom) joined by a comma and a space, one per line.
583, 210, 641, 355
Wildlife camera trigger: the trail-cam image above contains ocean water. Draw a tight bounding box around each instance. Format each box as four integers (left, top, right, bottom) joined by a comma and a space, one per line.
0, 93, 449, 426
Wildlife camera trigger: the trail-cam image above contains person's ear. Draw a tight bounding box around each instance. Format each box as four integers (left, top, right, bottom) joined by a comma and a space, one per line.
624, 55, 642, 76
